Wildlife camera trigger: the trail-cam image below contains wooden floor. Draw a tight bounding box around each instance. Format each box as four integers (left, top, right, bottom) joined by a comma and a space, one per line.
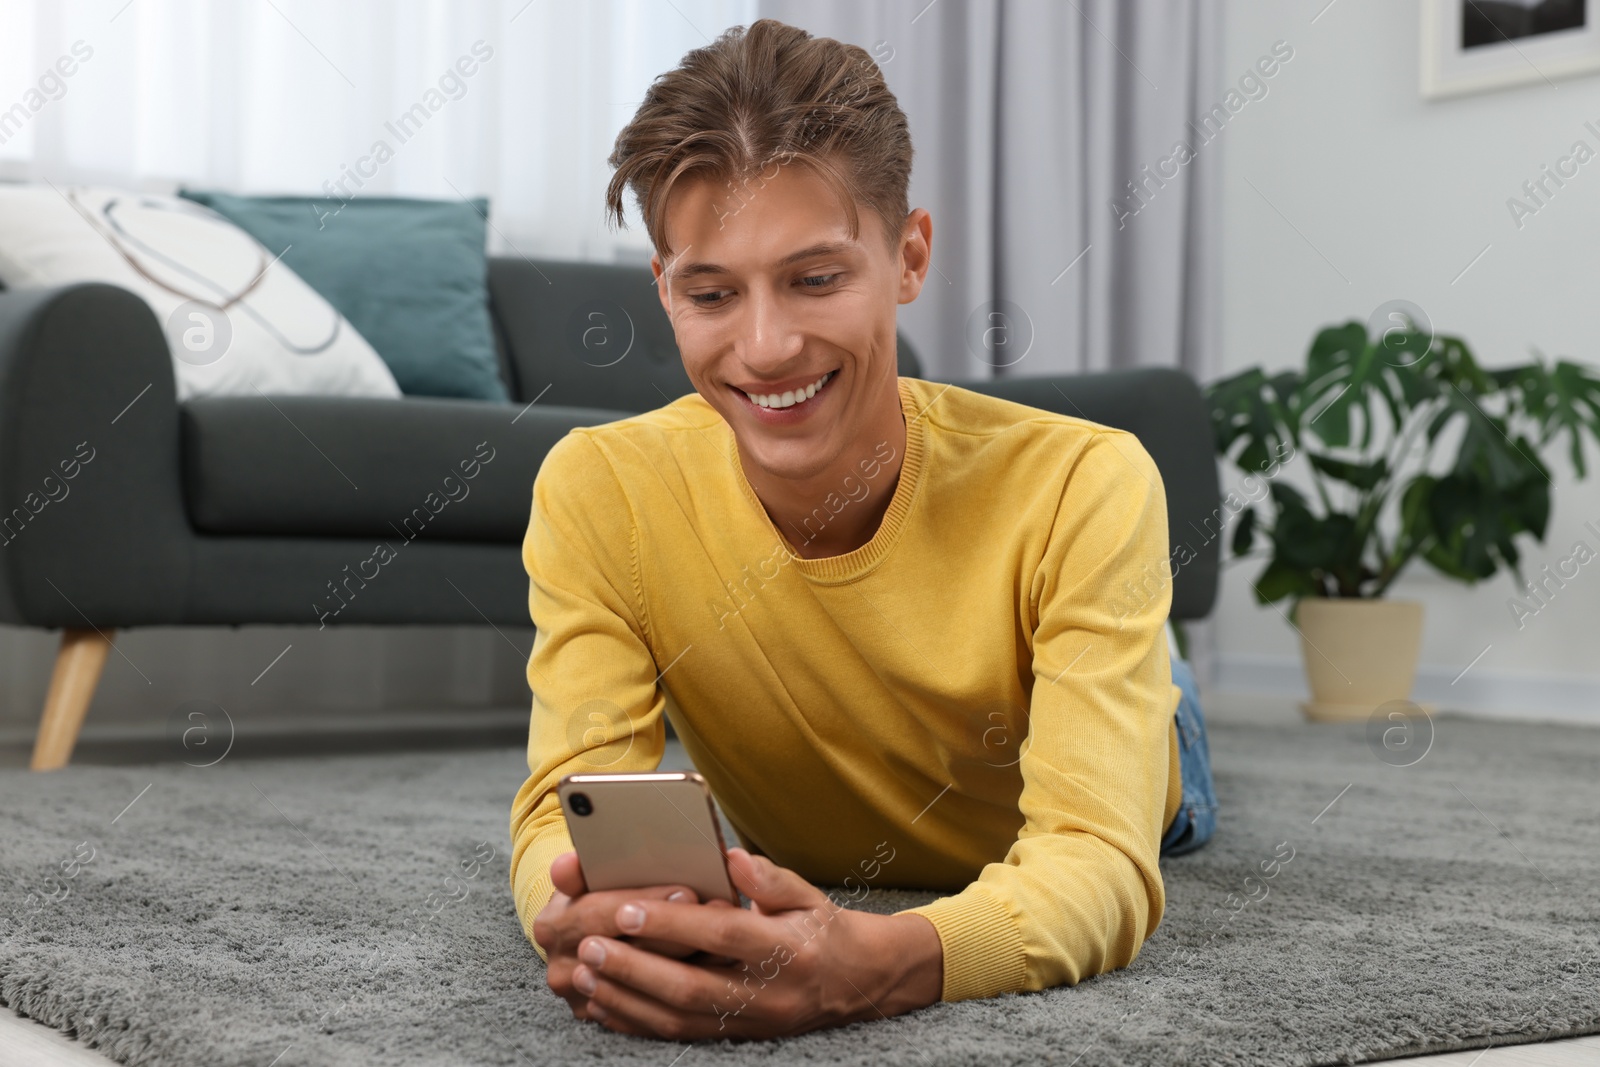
3, 696, 1596, 1066
1409, 1037, 1600, 1066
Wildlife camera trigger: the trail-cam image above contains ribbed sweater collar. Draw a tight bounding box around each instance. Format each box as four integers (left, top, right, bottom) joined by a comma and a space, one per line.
725, 376, 929, 584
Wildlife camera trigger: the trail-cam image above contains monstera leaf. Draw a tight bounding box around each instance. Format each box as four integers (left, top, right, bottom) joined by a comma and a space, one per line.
1207, 320, 1598, 606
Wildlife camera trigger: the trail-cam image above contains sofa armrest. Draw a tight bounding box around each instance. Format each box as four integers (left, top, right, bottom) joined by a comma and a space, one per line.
0, 283, 193, 628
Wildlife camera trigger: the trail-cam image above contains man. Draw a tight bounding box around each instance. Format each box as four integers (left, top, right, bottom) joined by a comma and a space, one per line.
510, 18, 1217, 1042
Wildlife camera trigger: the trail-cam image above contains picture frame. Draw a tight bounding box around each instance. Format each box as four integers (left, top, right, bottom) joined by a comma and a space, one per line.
1421, 0, 1600, 99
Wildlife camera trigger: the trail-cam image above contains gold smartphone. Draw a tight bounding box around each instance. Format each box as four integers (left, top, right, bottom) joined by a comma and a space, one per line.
556, 771, 742, 906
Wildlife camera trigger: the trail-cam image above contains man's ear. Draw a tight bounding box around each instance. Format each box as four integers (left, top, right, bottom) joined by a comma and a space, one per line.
897, 208, 933, 305
650, 251, 674, 319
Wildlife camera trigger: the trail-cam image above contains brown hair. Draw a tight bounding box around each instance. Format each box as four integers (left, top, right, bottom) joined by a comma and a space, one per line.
604, 18, 913, 262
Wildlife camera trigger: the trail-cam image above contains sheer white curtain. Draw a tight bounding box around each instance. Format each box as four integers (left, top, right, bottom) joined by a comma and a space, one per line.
0, 0, 757, 261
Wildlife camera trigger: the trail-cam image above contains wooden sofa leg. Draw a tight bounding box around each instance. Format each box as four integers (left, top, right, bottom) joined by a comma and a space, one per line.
30, 629, 114, 771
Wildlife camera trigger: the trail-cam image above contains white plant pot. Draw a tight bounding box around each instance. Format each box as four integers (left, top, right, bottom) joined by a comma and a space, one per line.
1295, 598, 1424, 722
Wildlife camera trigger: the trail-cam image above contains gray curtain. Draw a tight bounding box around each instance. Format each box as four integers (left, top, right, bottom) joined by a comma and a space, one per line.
755, 0, 1222, 381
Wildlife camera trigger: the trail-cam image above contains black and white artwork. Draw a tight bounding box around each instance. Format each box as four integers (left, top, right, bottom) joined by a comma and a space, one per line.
1463, 0, 1586, 50
1423, 0, 1600, 97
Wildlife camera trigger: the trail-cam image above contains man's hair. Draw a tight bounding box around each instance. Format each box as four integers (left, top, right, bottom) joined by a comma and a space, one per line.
605, 19, 913, 262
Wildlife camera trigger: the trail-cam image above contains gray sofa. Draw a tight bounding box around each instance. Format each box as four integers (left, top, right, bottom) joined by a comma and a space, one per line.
0, 257, 1219, 768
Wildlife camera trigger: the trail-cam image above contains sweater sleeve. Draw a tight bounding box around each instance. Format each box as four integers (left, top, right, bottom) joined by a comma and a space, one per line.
898, 430, 1179, 1001
509, 430, 668, 962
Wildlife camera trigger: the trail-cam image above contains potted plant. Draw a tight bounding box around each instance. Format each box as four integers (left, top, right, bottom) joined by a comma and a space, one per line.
1206, 314, 1600, 721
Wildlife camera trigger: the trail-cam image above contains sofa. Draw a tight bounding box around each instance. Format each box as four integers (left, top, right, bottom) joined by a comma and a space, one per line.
0, 257, 1220, 769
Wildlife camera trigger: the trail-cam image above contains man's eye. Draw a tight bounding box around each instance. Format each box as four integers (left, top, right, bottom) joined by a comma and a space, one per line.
688, 274, 838, 306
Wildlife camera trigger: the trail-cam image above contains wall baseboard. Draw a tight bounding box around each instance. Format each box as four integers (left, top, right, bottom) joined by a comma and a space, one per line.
1214, 655, 1600, 727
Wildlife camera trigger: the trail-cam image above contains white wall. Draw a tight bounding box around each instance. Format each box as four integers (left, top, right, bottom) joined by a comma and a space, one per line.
1210, 0, 1600, 723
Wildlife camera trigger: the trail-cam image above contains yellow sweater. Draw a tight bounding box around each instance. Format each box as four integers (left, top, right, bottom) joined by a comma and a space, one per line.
509, 376, 1182, 1002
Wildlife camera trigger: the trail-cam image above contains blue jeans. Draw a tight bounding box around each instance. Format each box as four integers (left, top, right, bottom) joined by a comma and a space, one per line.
1158, 657, 1217, 857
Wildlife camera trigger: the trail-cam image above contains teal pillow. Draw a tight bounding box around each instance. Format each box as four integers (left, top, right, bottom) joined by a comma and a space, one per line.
178, 190, 508, 401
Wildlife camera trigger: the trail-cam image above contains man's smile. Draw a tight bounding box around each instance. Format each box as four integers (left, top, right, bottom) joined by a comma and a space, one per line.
730, 369, 838, 422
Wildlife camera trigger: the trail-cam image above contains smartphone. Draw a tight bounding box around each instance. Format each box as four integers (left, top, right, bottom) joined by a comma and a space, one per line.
557, 771, 742, 906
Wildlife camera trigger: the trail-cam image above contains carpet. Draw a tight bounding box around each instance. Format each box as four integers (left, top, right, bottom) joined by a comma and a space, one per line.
2, 715, 1599, 1067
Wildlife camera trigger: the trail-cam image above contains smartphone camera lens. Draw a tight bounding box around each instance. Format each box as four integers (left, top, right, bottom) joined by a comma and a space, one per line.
568, 792, 593, 817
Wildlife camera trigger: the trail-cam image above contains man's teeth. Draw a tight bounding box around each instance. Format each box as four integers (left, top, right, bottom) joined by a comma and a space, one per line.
744, 371, 833, 409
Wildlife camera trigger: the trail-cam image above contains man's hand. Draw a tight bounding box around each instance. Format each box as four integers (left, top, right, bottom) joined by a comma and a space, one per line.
534, 851, 739, 1022
560, 847, 944, 1041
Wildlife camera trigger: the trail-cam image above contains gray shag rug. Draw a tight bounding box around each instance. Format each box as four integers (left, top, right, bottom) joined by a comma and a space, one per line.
3, 715, 1599, 1067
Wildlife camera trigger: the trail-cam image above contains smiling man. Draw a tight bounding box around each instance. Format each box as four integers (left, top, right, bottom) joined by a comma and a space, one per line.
509, 17, 1217, 1041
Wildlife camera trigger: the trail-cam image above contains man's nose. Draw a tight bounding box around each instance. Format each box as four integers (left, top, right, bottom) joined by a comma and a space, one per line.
737, 285, 804, 371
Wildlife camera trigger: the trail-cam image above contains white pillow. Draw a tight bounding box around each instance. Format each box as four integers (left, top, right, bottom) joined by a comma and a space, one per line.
0, 185, 402, 401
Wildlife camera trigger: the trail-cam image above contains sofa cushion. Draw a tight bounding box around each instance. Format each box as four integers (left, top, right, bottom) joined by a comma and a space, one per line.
0, 185, 402, 402
181, 396, 628, 541
180, 190, 509, 402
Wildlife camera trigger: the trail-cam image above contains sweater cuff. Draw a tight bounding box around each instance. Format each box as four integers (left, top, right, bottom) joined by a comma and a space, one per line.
514, 830, 575, 964
898, 883, 1027, 1001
